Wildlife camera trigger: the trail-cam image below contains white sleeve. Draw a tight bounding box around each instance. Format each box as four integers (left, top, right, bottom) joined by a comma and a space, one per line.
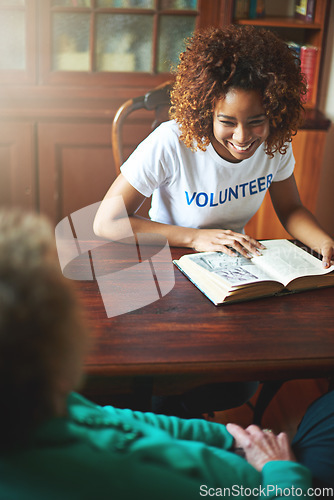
120, 122, 177, 198
272, 142, 295, 182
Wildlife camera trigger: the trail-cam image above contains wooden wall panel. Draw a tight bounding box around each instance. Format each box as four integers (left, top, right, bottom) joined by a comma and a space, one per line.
0, 121, 36, 210
38, 122, 115, 224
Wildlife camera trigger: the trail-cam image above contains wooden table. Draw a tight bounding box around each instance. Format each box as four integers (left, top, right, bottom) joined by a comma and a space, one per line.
71, 241, 334, 406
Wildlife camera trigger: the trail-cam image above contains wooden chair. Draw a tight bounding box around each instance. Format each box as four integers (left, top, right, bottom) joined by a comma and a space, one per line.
111, 80, 173, 174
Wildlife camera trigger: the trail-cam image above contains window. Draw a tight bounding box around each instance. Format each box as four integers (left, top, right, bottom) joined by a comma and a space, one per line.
49, 0, 198, 74
0, 0, 36, 84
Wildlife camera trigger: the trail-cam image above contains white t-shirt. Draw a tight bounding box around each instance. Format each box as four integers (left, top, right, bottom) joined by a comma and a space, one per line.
121, 120, 294, 233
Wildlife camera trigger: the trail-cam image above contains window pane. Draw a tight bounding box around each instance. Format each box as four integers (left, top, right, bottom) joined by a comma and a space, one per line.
0, 0, 25, 6
158, 15, 195, 72
159, 0, 198, 9
52, 13, 90, 71
97, 0, 154, 7
51, 0, 91, 6
0, 10, 25, 70
96, 14, 153, 72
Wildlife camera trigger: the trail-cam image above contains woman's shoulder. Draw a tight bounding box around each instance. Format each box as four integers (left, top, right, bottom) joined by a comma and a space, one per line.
139, 120, 186, 162
158, 119, 180, 131
153, 120, 181, 141
130, 120, 181, 156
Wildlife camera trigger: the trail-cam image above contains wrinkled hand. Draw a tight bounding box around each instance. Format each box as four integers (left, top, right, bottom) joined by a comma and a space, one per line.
191, 229, 265, 258
226, 424, 296, 472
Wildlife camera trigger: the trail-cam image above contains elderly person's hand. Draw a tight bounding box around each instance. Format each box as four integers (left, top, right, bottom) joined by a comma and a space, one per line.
226, 423, 296, 472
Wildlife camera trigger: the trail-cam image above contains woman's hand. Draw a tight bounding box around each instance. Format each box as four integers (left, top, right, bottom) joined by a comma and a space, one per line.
319, 239, 334, 269
226, 423, 295, 472
190, 229, 265, 258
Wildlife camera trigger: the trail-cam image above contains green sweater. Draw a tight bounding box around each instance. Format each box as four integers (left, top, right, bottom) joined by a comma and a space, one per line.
0, 392, 311, 499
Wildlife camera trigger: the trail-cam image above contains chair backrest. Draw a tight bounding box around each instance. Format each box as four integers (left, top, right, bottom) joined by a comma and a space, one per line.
111, 80, 173, 174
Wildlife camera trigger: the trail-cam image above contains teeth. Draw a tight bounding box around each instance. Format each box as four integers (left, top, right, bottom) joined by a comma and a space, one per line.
233, 143, 253, 151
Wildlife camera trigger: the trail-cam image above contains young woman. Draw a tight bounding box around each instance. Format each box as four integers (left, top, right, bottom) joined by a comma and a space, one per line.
94, 25, 334, 267
94, 25, 334, 417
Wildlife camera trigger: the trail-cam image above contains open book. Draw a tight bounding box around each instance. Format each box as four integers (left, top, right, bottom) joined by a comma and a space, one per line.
173, 239, 334, 305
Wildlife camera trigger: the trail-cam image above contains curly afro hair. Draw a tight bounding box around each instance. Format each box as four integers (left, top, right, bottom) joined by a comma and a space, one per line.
170, 25, 307, 157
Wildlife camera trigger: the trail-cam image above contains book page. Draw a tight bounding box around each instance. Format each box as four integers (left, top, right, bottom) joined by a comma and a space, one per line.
253, 240, 332, 286
187, 251, 274, 288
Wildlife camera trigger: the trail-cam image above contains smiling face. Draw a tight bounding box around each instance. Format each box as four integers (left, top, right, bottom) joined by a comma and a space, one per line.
211, 88, 269, 163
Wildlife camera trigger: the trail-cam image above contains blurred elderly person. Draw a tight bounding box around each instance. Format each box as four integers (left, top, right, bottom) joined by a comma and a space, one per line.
0, 209, 331, 499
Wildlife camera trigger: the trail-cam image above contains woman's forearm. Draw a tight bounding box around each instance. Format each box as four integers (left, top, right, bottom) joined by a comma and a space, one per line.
95, 212, 198, 248
283, 205, 333, 253
95, 213, 264, 256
